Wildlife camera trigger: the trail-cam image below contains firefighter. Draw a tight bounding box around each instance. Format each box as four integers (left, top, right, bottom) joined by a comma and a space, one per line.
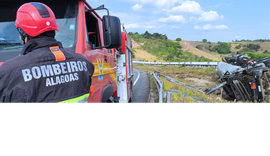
0, 2, 94, 102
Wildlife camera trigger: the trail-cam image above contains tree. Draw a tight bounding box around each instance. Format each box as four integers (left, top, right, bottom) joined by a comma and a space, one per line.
235, 45, 241, 49
165, 53, 174, 61
176, 38, 182, 41
247, 43, 260, 52
242, 52, 268, 61
213, 42, 231, 54
168, 47, 175, 53
202, 39, 207, 43
143, 31, 151, 39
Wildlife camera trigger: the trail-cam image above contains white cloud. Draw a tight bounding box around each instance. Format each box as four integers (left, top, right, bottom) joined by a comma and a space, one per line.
216, 3, 233, 8
169, 1, 202, 14
128, 0, 184, 7
213, 25, 228, 29
124, 23, 141, 29
158, 15, 186, 23
171, 25, 181, 28
125, 23, 155, 29
132, 4, 142, 11
145, 25, 156, 29
194, 25, 200, 29
190, 11, 224, 22
194, 24, 229, 30
236, 36, 242, 39
215, 3, 222, 8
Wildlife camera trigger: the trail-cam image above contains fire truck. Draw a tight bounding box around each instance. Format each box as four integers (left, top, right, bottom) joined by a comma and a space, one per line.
0, 0, 134, 102
116, 24, 134, 103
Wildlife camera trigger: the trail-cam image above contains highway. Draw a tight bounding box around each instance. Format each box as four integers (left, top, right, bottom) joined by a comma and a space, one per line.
132, 69, 150, 103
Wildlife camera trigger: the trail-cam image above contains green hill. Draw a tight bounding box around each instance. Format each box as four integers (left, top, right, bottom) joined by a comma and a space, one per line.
128, 32, 213, 62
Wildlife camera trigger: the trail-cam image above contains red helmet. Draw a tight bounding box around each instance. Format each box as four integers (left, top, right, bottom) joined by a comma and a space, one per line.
15, 2, 59, 37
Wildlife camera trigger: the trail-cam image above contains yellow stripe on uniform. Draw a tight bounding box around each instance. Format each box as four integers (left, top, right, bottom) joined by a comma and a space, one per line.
59, 93, 89, 103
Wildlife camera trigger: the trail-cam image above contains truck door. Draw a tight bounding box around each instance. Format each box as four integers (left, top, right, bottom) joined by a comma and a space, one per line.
83, 9, 105, 102
83, 7, 117, 102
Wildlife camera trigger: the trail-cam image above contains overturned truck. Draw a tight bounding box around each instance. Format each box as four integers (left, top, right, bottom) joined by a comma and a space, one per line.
206, 54, 270, 102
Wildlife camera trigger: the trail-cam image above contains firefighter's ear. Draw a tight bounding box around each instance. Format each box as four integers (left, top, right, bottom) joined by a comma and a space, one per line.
25, 37, 29, 43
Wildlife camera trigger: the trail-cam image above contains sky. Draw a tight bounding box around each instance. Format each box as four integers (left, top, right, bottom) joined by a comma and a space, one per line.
86, 0, 270, 42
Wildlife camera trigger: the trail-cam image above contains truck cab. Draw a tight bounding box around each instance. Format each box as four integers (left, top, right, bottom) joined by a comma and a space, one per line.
0, 0, 125, 102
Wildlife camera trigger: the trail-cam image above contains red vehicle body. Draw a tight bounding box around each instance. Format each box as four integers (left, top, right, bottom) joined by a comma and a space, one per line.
0, 0, 133, 102
116, 24, 134, 102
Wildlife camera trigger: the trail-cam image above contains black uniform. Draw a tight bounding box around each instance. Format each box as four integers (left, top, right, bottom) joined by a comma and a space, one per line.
0, 36, 94, 102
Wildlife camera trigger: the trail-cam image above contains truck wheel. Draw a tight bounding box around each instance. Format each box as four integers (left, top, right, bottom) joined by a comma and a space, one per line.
106, 99, 112, 105
128, 96, 132, 104
128, 83, 133, 102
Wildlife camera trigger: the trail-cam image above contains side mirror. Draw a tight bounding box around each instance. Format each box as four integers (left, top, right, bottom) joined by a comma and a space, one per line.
102, 15, 121, 49
88, 5, 121, 49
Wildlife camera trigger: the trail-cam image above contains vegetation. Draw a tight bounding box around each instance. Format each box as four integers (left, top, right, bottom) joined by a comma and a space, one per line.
233, 39, 270, 42
128, 31, 167, 41
202, 39, 207, 43
176, 38, 182, 41
129, 31, 213, 62
246, 43, 260, 52
161, 77, 171, 92
131, 50, 135, 58
235, 45, 241, 49
211, 42, 231, 54
134, 64, 227, 103
196, 42, 232, 54
196, 45, 204, 50
149, 76, 159, 103
242, 52, 269, 61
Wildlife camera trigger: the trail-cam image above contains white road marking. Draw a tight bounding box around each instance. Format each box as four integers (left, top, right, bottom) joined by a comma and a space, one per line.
133, 69, 140, 86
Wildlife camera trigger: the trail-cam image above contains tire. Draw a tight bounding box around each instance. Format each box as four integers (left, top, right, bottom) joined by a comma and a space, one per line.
128, 83, 133, 103
106, 99, 112, 106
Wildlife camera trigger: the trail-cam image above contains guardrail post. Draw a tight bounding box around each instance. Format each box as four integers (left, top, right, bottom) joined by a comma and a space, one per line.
153, 71, 164, 103
160, 81, 165, 102
162, 92, 167, 103
167, 92, 172, 103
156, 72, 160, 78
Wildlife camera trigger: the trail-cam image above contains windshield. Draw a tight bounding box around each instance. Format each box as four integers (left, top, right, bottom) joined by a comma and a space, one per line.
0, 0, 78, 62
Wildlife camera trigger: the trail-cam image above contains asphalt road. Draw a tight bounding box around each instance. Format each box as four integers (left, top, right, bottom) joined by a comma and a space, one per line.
132, 69, 151, 103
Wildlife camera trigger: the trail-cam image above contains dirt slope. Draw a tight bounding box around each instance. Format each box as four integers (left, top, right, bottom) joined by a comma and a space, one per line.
132, 40, 165, 62
179, 41, 221, 61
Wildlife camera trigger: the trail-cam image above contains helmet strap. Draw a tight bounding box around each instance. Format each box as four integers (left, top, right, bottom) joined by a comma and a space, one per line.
17, 28, 29, 44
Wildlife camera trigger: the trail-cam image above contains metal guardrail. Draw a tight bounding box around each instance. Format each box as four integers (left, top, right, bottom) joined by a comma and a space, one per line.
152, 71, 163, 103
134, 61, 219, 68
152, 71, 172, 103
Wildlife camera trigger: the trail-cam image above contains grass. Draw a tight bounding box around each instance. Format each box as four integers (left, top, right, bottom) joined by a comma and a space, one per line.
160, 77, 171, 91
149, 74, 159, 103
134, 64, 217, 80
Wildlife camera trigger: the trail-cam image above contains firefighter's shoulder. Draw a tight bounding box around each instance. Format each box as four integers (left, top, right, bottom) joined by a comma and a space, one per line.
0, 55, 29, 75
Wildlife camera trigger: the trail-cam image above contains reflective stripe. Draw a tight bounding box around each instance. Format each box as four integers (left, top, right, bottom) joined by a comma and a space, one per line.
59, 93, 89, 103
49, 46, 66, 62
